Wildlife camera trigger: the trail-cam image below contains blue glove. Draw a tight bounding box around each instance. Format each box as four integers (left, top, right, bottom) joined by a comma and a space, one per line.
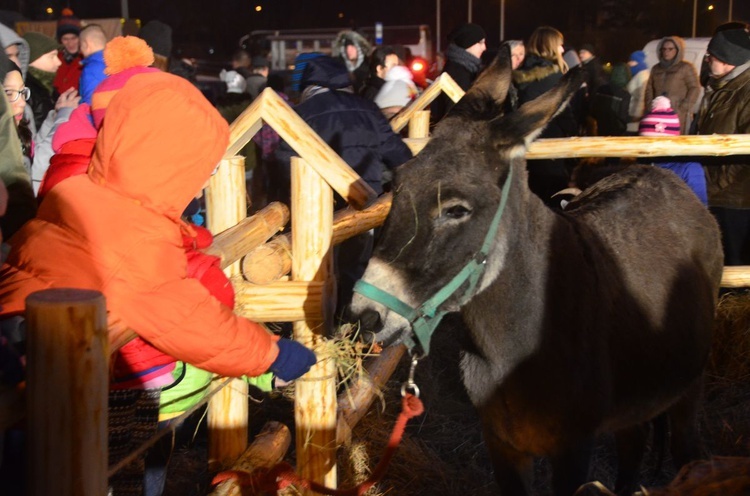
269, 339, 317, 382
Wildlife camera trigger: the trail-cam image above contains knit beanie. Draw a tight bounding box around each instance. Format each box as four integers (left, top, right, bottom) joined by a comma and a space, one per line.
138, 20, 173, 58
374, 65, 418, 109
23, 32, 60, 64
219, 69, 247, 94
449, 23, 486, 49
56, 8, 81, 41
638, 96, 681, 136
251, 55, 269, 69
91, 36, 158, 129
628, 50, 648, 76
707, 29, 750, 66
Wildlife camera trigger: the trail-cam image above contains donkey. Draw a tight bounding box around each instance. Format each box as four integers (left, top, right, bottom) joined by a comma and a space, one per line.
348, 49, 724, 495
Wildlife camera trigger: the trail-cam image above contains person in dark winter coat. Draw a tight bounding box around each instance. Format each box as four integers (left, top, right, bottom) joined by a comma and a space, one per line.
22, 32, 60, 127
431, 23, 487, 122
275, 56, 412, 201
275, 56, 413, 310
578, 43, 608, 100
589, 63, 631, 136
513, 26, 578, 206
333, 30, 372, 95
695, 28, 750, 266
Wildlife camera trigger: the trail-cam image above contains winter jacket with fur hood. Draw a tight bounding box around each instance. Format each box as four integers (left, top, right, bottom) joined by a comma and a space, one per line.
644, 36, 701, 134
0, 71, 280, 378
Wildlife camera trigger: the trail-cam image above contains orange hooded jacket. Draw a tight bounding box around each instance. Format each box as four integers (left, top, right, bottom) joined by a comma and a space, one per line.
0, 71, 279, 378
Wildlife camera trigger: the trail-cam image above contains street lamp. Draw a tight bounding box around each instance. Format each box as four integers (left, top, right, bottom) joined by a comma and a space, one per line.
500, 0, 505, 42
692, 0, 697, 37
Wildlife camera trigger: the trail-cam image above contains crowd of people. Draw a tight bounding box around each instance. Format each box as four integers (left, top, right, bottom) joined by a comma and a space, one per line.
0, 8, 748, 495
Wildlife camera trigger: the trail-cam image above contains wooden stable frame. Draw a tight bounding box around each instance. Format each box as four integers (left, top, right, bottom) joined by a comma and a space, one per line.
4, 74, 750, 495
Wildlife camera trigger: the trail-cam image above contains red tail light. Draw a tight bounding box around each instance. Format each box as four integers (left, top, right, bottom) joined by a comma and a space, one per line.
410, 59, 427, 73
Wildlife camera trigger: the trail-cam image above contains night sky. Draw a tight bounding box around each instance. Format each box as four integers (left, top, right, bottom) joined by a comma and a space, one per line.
2, 0, 749, 62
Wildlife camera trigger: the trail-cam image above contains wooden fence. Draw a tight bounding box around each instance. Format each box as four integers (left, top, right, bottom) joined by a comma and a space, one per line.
1, 72, 749, 496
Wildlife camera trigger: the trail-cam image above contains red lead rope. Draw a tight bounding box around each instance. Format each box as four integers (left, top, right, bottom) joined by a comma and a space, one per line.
211, 393, 425, 495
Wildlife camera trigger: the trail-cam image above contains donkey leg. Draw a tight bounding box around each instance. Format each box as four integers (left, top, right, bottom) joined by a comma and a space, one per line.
613, 422, 649, 495
667, 376, 705, 469
549, 440, 593, 496
482, 430, 533, 496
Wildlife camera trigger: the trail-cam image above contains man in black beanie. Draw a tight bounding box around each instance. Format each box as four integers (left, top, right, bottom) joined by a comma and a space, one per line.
695, 27, 750, 267
431, 22, 487, 122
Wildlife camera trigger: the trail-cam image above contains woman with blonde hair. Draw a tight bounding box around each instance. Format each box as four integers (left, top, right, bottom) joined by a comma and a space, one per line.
513, 26, 578, 207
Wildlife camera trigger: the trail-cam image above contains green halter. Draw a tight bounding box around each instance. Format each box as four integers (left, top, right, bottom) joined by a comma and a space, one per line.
353, 167, 514, 355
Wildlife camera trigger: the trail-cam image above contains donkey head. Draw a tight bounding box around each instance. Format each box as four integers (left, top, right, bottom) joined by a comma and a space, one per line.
349, 50, 584, 350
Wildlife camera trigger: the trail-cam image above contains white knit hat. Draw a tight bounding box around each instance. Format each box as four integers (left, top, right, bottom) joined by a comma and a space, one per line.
219, 69, 247, 94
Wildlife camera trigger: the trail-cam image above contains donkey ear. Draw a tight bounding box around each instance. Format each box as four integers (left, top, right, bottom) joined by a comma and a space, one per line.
491, 67, 585, 151
445, 47, 512, 121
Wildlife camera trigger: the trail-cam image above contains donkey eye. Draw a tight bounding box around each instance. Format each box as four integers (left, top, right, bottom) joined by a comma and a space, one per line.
443, 204, 472, 219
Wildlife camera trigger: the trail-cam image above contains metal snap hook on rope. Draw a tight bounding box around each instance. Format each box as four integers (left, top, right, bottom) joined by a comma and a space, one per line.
401, 353, 421, 398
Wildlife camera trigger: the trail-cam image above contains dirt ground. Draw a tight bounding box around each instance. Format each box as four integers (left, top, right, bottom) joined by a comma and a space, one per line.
163, 291, 750, 496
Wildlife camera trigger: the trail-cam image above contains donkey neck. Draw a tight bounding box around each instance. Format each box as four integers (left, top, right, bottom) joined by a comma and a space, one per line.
460, 160, 575, 404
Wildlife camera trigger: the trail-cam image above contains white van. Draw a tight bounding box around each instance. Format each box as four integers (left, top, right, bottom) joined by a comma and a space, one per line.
641, 37, 710, 115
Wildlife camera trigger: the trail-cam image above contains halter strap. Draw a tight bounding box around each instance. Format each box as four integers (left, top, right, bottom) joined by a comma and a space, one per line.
353, 167, 513, 355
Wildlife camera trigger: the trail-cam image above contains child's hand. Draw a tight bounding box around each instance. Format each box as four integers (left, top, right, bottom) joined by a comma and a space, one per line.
56, 88, 81, 110
268, 339, 316, 382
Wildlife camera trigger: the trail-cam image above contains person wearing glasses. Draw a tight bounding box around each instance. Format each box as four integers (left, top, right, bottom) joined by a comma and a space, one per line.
0, 50, 35, 244
644, 36, 701, 134
2, 59, 32, 161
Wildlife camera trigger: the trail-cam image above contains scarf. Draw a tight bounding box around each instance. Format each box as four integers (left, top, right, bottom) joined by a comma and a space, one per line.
28, 66, 55, 93
445, 43, 482, 74
708, 61, 750, 91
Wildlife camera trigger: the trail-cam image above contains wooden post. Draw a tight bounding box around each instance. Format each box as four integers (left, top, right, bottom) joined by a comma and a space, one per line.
336, 344, 407, 444
291, 157, 337, 492
408, 110, 430, 139
241, 194, 393, 285
205, 201, 289, 269
205, 155, 250, 469
25, 289, 108, 496
205, 155, 248, 277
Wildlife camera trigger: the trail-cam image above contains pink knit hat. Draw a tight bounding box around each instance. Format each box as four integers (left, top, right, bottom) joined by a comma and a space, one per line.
638, 96, 681, 136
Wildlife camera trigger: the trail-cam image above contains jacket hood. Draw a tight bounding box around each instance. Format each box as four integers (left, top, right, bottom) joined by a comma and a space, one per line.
0, 23, 29, 77
513, 54, 560, 85
333, 30, 371, 72
657, 36, 685, 66
89, 71, 229, 220
301, 56, 352, 90
333, 30, 372, 56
